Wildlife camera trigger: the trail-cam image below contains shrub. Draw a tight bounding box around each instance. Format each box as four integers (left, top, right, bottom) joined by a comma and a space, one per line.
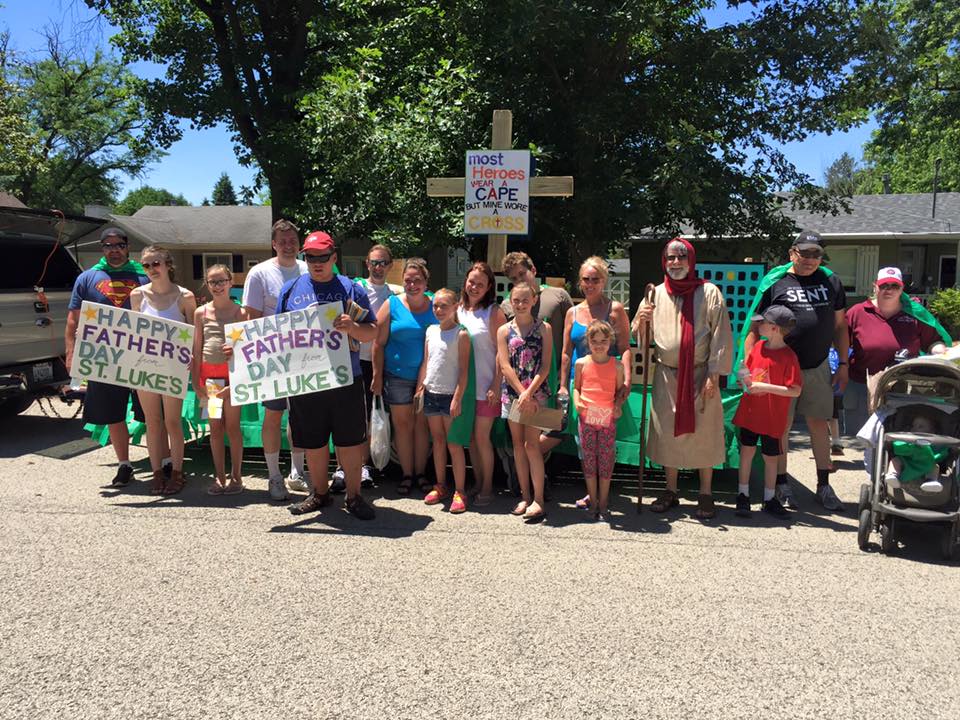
928, 288, 960, 339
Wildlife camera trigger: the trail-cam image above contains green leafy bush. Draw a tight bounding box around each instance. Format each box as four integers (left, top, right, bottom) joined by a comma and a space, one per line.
928, 288, 960, 339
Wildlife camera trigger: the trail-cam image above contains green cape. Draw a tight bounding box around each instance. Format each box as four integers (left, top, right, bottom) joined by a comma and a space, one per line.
92, 257, 146, 274
734, 263, 952, 369
890, 441, 949, 482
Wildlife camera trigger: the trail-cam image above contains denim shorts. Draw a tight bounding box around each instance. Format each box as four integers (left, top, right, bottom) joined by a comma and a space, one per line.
422, 390, 453, 417
384, 373, 417, 406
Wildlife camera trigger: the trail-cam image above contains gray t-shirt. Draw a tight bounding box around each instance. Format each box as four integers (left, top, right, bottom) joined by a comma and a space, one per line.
241, 259, 307, 316
501, 285, 572, 360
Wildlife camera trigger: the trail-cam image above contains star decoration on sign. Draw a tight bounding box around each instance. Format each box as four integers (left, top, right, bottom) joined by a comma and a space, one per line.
325, 307, 339, 322
228, 328, 245, 343
83, 307, 98, 321
178, 328, 192, 343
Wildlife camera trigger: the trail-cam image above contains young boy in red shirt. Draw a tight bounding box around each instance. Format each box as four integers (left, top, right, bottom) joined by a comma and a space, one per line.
734, 305, 803, 518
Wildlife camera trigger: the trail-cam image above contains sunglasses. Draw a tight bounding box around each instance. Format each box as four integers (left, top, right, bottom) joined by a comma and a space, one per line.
368, 259, 391, 268
664, 254, 688, 262
143, 259, 168, 269
101, 241, 128, 250
208, 278, 230, 287
304, 253, 334, 264
794, 248, 823, 259
877, 282, 902, 290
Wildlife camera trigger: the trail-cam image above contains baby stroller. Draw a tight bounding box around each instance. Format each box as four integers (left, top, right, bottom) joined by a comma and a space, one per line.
857, 357, 960, 559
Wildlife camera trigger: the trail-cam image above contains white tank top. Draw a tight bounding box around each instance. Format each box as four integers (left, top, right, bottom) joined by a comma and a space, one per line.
424, 324, 461, 394
140, 291, 187, 322
459, 304, 495, 400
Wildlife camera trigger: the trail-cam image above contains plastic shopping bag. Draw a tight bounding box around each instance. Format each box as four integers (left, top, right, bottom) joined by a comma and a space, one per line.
370, 394, 391, 470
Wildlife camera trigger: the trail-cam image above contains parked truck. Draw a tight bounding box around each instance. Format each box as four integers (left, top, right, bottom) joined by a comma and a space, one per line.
0, 206, 104, 417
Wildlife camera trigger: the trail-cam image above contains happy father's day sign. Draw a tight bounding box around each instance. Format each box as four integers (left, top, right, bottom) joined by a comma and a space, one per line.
464, 149, 530, 235
226, 302, 354, 406
71, 301, 194, 398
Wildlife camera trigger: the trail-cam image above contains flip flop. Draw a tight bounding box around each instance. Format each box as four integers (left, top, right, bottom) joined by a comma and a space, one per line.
207, 481, 226, 496
223, 481, 244, 495
511, 501, 529, 516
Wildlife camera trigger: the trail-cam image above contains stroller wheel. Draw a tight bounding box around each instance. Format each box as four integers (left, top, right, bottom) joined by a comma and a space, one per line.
858, 484, 871, 514
880, 517, 897, 554
941, 528, 957, 561
857, 508, 872, 551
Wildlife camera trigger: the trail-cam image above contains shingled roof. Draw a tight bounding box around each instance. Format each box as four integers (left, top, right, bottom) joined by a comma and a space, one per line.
123, 205, 273, 247
782, 192, 959, 236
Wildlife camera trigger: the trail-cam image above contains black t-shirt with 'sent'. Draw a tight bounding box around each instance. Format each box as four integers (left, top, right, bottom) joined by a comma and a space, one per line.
757, 269, 846, 369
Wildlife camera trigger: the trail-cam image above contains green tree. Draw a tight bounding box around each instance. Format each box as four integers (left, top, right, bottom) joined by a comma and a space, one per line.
4, 32, 161, 212
114, 185, 189, 215
212, 172, 238, 205
824, 152, 865, 196
854, 0, 960, 192
300, 1, 873, 273
87, 0, 326, 220
0, 33, 39, 189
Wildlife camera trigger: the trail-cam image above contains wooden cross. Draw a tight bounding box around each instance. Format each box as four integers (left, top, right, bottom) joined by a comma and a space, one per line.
426, 109, 574, 271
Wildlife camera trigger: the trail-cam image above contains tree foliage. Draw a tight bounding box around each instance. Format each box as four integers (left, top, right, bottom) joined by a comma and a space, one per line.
854, 0, 960, 193
1, 31, 161, 212
824, 152, 862, 196
114, 185, 188, 215
212, 172, 237, 205
0, 34, 39, 189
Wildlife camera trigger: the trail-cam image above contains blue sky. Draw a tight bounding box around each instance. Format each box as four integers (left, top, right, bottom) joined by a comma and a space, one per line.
2, 0, 876, 207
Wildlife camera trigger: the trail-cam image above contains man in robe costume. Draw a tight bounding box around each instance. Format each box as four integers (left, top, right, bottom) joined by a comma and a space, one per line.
632, 238, 733, 519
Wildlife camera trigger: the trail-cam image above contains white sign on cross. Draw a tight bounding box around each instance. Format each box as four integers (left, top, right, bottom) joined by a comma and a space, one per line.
426, 109, 574, 271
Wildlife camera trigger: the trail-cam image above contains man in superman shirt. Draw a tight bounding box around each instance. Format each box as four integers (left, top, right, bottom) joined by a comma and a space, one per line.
65, 227, 150, 487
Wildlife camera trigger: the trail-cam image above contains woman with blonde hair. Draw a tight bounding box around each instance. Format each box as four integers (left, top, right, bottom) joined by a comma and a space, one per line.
129, 245, 197, 495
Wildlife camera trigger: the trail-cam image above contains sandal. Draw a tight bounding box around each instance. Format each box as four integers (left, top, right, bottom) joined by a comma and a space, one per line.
511, 500, 529, 516
207, 480, 226, 496
416, 474, 432, 494
162, 469, 186, 496
397, 476, 414, 496
695, 494, 716, 520
650, 489, 679, 513
575, 494, 591, 510
150, 469, 165, 495
223, 479, 244, 495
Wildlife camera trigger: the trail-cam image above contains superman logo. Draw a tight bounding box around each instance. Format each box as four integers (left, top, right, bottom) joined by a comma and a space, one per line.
95, 278, 139, 307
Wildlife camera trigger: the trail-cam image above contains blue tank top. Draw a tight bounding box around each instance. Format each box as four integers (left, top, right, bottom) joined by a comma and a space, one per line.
569, 300, 617, 379
385, 294, 437, 380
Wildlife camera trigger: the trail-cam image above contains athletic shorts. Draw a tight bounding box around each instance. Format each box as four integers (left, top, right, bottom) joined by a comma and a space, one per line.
82, 381, 145, 425
262, 397, 289, 413
360, 359, 374, 421
791, 358, 834, 422
738, 427, 782, 456
288, 380, 367, 449
384, 373, 417, 406
200, 361, 229, 387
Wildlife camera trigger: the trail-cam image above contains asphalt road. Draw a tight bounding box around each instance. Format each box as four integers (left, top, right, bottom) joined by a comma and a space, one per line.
1, 399, 958, 719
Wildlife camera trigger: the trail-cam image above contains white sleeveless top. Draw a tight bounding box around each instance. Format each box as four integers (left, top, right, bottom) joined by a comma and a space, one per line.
424, 324, 461, 394
140, 290, 187, 322
459, 304, 495, 400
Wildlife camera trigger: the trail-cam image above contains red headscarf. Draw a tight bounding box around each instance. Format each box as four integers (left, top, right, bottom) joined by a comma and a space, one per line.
662, 238, 704, 436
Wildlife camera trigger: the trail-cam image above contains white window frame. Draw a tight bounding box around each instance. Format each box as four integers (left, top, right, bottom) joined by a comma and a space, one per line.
939, 254, 956, 290
826, 244, 878, 296
203, 253, 233, 273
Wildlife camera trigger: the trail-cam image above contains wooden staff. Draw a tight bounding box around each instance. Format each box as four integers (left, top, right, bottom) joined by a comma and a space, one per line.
637, 283, 656, 512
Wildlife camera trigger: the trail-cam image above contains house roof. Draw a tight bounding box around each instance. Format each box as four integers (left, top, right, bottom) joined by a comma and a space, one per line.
127, 205, 273, 247
0, 192, 27, 208
782, 192, 959, 236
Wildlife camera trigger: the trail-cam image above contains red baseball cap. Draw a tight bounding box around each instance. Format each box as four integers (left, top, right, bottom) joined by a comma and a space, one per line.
302, 231, 334, 253
876, 267, 903, 286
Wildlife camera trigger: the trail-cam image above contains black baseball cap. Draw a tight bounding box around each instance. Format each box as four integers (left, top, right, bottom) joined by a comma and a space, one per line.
792, 229, 824, 252
752, 304, 797, 332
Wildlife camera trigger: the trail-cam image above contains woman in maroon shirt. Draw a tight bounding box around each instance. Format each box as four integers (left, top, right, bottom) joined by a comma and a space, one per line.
844, 267, 947, 433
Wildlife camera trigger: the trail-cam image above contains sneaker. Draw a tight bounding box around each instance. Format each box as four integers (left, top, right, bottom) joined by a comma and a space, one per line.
110, 465, 134, 487
329, 467, 346, 494
287, 470, 311, 493
775, 483, 799, 510
268, 475, 288, 502
345, 494, 376, 520
831, 444, 845, 456
920, 478, 944, 493
763, 497, 790, 517
816, 483, 844, 511
288, 492, 333, 515
735, 493, 751, 518
360, 465, 375, 488
424, 485, 449, 505
450, 491, 467, 514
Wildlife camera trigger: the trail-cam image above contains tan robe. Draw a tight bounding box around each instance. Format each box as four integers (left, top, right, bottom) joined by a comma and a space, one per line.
641, 282, 733, 469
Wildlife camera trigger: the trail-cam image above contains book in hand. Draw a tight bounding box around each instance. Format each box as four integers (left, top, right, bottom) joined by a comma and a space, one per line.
344, 299, 369, 352
507, 401, 563, 431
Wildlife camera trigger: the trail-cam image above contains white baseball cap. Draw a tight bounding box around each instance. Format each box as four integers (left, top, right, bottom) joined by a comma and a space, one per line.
876, 267, 903, 286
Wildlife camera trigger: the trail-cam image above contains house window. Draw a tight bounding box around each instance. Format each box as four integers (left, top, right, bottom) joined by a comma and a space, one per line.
823, 244, 879, 296
203, 253, 232, 272
340, 256, 364, 278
